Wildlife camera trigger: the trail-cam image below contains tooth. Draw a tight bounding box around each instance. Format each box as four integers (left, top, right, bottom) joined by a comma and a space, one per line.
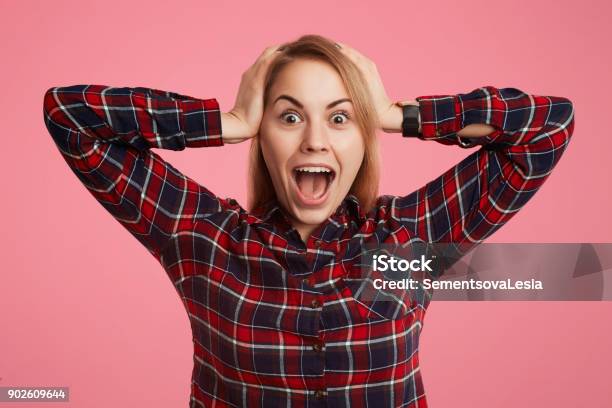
295, 166, 332, 173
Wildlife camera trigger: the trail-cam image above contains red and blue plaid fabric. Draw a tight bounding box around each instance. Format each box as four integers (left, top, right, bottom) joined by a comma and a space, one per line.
43, 85, 574, 407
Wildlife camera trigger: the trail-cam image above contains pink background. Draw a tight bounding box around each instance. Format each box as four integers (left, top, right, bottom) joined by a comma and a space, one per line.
1, 0, 611, 406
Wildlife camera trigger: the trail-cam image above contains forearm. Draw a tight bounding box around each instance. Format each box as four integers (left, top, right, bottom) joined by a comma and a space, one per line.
457, 124, 495, 138
44, 85, 223, 151
392, 86, 575, 245
387, 99, 494, 138
415, 86, 574, 149
220, 111, 254, 143
42, 85, 225, 260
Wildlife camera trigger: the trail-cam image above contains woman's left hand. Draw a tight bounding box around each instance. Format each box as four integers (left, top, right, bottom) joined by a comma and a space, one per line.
336, 42, 404, 133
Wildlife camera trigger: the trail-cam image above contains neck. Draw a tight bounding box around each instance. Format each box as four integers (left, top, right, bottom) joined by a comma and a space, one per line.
277, 206, 322, 243
293, 222, 318, 243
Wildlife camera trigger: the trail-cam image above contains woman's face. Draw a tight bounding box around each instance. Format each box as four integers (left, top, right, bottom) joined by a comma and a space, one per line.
259, 58, 365, 230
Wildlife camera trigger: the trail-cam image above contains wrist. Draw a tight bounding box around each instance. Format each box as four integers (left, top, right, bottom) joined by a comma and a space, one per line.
395, 100, 421, 136
221, 111, 259, 144
221, 111, 247, 141
382, 104, 403, 133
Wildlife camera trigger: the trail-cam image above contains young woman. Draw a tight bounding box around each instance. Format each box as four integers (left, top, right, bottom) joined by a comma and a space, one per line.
43, 35, 575, 407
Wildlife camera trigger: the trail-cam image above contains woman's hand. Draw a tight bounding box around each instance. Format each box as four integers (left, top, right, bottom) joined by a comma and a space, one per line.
221, 45, 281, 144
336, 42, 404, 134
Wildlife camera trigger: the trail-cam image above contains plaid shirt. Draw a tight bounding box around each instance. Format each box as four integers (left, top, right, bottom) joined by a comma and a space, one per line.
43, 84, 574, 407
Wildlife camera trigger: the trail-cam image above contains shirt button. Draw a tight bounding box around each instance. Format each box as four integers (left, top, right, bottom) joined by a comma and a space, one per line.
310, 299, 320, 309
435, 129, 441, 137
312, 341, 324, 352
228, 198, 237, 206
314, 390, 327, 399
314, 239, 322, 248
302, 277, 311, 286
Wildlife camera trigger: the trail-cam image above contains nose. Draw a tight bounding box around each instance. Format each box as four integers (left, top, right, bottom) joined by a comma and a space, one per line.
299, 120, 330, 154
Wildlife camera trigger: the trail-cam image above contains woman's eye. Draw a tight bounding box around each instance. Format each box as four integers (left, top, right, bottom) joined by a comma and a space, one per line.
331, 111, 350, 125
279, 111, 351, 125
280, 112, 302, 124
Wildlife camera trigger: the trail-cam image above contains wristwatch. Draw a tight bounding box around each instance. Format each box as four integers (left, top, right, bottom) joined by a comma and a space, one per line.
396, 100, 476, 148
395, 101, 421, 137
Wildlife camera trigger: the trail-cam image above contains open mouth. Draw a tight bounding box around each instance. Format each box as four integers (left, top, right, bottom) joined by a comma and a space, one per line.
291, 165, 336, 205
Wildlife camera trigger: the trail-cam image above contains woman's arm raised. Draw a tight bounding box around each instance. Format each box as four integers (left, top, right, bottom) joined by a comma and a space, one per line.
42, 46, 280, 261
393, 86, 575, 245
43, 85, 226, 261
337, 42, 575, 247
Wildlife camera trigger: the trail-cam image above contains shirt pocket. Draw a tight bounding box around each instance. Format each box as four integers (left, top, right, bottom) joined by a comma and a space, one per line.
341, 260, 422, 322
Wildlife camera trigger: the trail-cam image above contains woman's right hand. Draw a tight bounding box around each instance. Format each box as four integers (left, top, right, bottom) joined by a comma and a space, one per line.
221, 45, 281, 144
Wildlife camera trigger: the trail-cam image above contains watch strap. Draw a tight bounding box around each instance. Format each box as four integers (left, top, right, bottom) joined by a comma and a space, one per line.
396, 102, 421, 137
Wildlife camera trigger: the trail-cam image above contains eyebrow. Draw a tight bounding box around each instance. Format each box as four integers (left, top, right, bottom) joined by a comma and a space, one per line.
273, 95, 352, 110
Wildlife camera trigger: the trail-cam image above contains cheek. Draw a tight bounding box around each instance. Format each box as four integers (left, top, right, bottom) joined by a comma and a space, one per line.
336, 134, 365, 175
259, 132, 294, 183
260, 142, 280, 183
260, 120, 302, 161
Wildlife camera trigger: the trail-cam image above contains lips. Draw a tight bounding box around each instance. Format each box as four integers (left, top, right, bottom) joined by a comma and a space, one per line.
291, 164, 336, 206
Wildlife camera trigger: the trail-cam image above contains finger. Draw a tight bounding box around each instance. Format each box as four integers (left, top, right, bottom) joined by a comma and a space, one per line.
266, 45, 281, 58
257, 48, 279, 72
264, 44, 281, 55
336, 42, 353, 53
251, 45, 280, 72
336, 42, 359, 62
260, 45, 282, 65
342, 45, 373, 69
256, 45, 278, 61
338, 44, 359, 65
339, 43, 365, 61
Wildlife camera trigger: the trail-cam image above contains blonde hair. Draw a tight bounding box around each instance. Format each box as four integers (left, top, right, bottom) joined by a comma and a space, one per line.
247, 34, 380, 213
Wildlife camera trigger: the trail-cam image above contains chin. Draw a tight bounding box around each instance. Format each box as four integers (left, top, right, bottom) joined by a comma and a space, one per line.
291, 205, 334, 226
